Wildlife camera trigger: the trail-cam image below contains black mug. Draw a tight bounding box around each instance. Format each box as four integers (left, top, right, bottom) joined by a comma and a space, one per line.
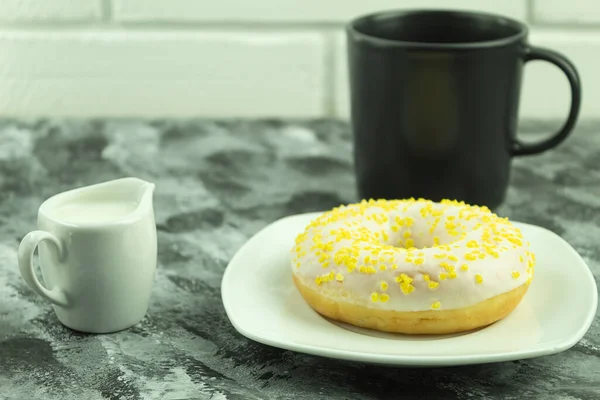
346, 10, 581, 209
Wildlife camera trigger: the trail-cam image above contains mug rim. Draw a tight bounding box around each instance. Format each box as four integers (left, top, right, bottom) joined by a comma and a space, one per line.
347, 9, 528, 49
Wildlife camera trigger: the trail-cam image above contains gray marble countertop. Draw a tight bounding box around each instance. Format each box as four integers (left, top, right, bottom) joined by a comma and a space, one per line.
0, 119, 598, 400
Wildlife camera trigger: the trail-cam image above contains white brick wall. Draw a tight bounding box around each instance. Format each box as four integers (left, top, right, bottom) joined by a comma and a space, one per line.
0, 0, 598, 119
0, 31, 325, 117
0, 0, 102, 22
113, 0, 525, 23
532, 0, 600, 25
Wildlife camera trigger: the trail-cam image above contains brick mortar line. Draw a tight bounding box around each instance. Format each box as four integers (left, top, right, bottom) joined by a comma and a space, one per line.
530, 21, 600, 30
525, 0, 535, 24
102, 0, 112, 21
0, 21, 347, 31
0, 22, 599, 33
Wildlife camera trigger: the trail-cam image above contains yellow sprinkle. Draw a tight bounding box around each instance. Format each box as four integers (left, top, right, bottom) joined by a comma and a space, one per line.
519, 255, 524, 262
391, 264, 398, 270
507, 237, 523, 246
466, 240, 479, 248
380, 293, 390, 303
512, 271, 521, 279
400, 273, 413, 284
434, 253, 447, 259
433, 236, 440, 246
379, 264, 387, 271
431, 301, 441, 309
475, 274, 483, 284
380, 281, 388, 291
461, 264, 469, 271
465, 253, 477, 261
381, 231, 389, 242
422, 274, 431, 282
439, 273, 448, 280
405, 238, 415, 248
428, 281, 439, 290
448, 255, 458, 262
414, 258, 424, 265
335, 273, 344, 282
371, 292, 379, 302
400, 283, 415, 294
448, 271, 457, 279
403, 231, 412, 239
315, 276, 323, 285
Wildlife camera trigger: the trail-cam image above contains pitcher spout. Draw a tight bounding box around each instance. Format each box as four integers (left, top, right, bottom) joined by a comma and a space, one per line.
108, 177, 155, 215
137, 179, 155, 211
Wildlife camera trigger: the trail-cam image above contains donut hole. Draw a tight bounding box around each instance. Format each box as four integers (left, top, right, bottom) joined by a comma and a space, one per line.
386, 221, 470, 250
364, 202, 478, 250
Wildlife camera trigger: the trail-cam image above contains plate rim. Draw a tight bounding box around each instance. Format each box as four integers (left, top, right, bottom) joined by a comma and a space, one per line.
221, 212, 599, 366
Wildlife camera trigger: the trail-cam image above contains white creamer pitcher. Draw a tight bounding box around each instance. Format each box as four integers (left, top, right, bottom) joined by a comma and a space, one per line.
17, 177, 157, 333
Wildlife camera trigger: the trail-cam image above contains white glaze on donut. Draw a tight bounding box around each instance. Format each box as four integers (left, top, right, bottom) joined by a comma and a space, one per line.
291, 199, 535, 312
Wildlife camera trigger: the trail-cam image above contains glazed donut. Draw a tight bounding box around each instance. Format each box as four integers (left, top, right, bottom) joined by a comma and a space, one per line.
290, 198, 535, 334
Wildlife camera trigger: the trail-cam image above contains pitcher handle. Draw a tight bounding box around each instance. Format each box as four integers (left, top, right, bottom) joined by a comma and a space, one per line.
18, 231, 68, 306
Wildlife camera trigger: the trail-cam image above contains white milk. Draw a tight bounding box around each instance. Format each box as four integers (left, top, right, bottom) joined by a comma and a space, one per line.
52, 201, 139, 224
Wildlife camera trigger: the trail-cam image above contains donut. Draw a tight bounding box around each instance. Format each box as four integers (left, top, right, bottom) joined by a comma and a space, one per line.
290, 198, 535, 334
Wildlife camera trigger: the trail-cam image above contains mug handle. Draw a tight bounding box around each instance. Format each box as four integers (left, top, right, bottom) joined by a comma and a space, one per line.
18, 231, 68, 307
513, 46, 582, 156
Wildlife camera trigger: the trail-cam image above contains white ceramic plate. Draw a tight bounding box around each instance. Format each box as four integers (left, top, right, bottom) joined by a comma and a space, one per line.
221, 212, 598, 367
